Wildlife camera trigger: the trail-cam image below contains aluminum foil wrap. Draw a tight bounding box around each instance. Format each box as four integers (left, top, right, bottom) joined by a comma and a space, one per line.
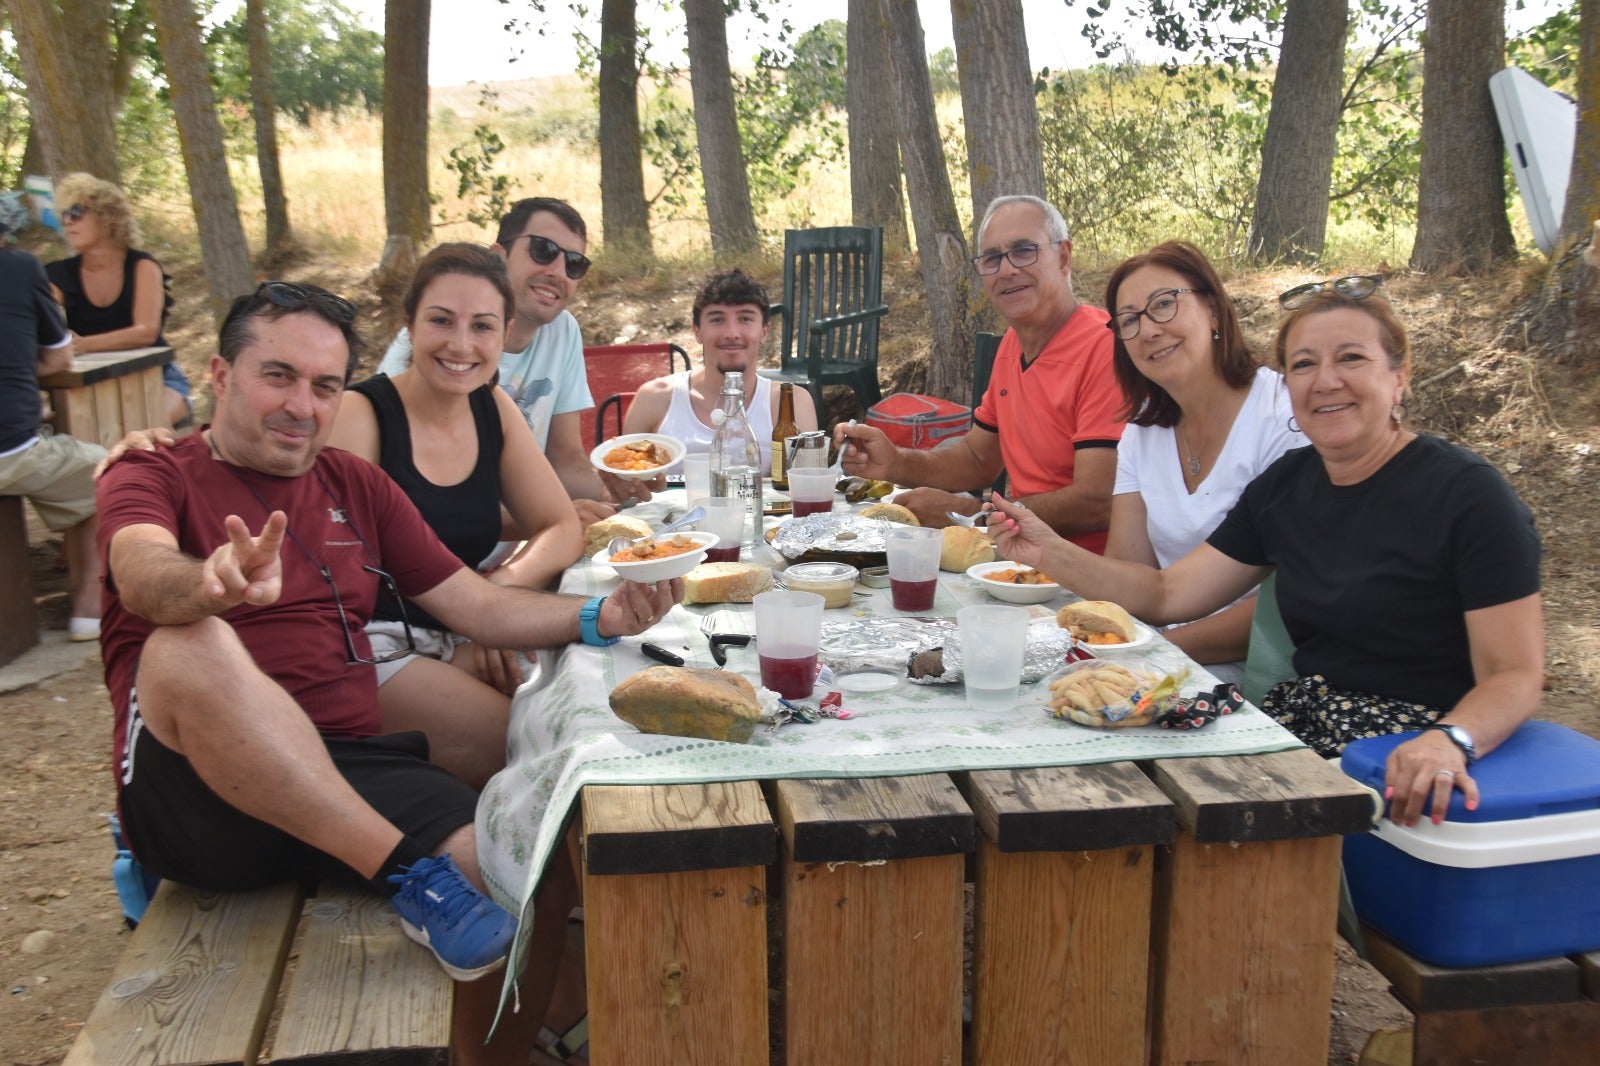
771, 513, 897, 559
817, 617, 1076, 686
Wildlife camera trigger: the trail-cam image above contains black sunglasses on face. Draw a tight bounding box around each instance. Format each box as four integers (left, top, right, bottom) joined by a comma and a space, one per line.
63, 204, 88, 223
256, 280, 358, 324
515, 233, 591, 280
321, 564, 416, 666
1278, 274, 1384, 310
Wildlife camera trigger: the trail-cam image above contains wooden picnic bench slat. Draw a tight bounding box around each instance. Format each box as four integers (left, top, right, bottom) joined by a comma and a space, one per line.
965, 762, 1176, 1066
268, 883, 452, 1064
583, 782, 773, 1065
1361, 923, 1584, 1012
64, 880, 304, 1066
1148, 746, 1376, 843
772, 774, 971, 1066
0, 495, 38, 667
1580, 950, 1600, 1000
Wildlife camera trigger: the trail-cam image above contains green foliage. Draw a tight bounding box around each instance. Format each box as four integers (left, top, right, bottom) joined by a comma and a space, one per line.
436, 88, 520, 230
1506, 6, 1580, 94
0, 45, 28, 190
733, 20, 847, 208
207, 0, 383, 125
928, 46, 960, 96
787, 19, 847, 111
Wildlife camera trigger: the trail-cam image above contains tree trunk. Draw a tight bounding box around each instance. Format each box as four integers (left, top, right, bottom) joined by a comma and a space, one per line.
879, 0, 972, 401
598, 0, 653, 259
950, 0, 1045, 222
4, 0, 121, 179
149, 0, 255, 321
1562, 0, 1600, 244
684, 0, 759, 258
847, 0, 908, 257
1410, 0, 1515, 273
1248, 0, 1348, 263
383, 0, 432, 254
247, 0, 293, 256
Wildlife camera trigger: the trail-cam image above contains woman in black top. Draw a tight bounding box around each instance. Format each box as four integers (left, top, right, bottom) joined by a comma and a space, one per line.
330, 244, 582, 790
989, 280, 1543, 829
46, 173, 194, 427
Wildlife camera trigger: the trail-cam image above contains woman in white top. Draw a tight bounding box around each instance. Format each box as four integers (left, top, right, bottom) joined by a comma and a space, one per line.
1102, 241, 1307, 683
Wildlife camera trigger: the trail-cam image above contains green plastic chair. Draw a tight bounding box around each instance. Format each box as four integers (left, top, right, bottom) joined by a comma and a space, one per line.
761, 227, 889, 416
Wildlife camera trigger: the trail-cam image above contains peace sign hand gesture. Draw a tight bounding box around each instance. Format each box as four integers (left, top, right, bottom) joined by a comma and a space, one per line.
202, 512, 288, 610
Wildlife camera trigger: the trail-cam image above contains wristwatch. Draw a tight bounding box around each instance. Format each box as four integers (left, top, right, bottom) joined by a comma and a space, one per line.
1424, 723, 1477, 766
579, 596, 620, 647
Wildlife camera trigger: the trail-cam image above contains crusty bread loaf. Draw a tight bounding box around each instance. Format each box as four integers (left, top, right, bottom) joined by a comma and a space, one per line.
940, 524, 996, 572
859, 502, 920, 526
682, 561, 775, 604
610, 666, 762, 743
1056, 600, 1137, 643
583, 514, 653, 557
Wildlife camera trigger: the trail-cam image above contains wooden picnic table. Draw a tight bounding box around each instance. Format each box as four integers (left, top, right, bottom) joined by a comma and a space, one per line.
39, 345, 174, 448
505, 488, 1375, 1064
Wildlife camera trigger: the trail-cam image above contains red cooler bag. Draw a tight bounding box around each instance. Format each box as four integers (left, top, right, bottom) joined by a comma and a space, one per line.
865, 393, 971, 450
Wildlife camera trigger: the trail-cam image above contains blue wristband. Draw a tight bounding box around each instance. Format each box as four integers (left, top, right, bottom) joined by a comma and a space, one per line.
580, 596, 620, 647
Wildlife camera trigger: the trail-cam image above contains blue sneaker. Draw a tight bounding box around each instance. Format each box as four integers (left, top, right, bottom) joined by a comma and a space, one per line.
388, 854, 516, 981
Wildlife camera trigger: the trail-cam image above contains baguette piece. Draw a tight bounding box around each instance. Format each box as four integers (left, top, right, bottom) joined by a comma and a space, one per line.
940, 524, 996, 571
682, 561, 775, 605
1056, 600, 1137, 643
610, 666, 762, 743
583, 514, 653, 557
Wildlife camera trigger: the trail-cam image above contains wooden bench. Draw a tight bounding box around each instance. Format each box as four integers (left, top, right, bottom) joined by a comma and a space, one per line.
0, 495, 38, 667
1360, 924, 1600, 1065
65, 879, 453, 1065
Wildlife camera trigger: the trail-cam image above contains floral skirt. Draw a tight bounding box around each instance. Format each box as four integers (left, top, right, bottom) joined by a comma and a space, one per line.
1261, 674, 1444, 757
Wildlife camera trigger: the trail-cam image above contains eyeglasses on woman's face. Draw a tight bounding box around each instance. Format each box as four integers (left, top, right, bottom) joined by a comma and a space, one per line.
1278, 274, 1384, 310
63, 204, 89, 223
970, 240, 1062, 276
1108, 288, 1204, 341
515, 233, 592, 280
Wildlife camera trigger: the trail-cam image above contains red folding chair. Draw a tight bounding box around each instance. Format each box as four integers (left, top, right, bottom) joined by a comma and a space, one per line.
582, 343, 691, 447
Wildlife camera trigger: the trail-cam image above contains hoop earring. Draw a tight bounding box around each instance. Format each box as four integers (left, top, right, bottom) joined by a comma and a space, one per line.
1287, 416, 1301, 434
1390, 401, 1408, 424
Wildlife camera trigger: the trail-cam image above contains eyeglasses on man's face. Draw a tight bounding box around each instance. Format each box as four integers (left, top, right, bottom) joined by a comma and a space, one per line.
63, 204, 89, 223
515, 233, 592, 281
256, 280, 358, 325
1278, 274, 1384, 310
321, 564, 416, 666
970, 240, 1062, 276
1108, 288, 1204, 341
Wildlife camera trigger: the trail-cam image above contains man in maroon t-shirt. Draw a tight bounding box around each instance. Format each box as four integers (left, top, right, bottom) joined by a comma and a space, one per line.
96, 282, 680, 1062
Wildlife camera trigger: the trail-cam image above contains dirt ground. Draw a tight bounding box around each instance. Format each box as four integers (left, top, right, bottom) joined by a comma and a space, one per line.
1, 258, 1594, 1064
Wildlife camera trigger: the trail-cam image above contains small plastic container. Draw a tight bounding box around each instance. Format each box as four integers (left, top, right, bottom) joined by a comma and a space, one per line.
782, 562, 859, 609
859, 565, 891, 589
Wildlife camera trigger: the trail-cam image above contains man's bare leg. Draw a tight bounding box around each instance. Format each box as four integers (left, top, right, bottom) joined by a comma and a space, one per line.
134, 617, 403, 878
444, 827, 578, 1065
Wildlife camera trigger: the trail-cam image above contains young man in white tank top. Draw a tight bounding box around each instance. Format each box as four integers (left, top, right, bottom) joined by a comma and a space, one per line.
624, 269, 817, 472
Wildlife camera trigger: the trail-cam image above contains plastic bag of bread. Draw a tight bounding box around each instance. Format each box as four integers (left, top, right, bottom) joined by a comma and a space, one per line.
583, 514, 653, 557
1043, 660, 1187, 728
610, 666, 761, 743
682, 561, 774, 604
940, 524, 995, 571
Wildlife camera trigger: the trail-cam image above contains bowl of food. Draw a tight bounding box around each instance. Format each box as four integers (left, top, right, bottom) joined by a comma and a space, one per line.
592, 530, 718, 582
590, 434, 686, 480
966, 561, 1062, 604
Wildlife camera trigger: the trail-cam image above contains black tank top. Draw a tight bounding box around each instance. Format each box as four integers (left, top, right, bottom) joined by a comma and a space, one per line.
45, 249, 171, 344
349, 375, 503, 631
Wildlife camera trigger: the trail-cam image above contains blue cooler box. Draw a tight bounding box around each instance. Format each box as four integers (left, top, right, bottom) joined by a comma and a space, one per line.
1340, 720, 1600, 967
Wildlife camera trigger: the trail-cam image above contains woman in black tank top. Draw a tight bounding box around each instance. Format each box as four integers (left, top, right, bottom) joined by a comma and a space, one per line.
329, 244, 583, 791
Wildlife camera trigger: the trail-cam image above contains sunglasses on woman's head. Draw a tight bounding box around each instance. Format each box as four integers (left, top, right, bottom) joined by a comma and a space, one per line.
515, 233, 591, 280
63, 204, 88, 223
1278, 274, 1384, 310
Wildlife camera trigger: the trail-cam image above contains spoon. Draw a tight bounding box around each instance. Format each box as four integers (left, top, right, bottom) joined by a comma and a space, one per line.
946, 508, 993, 529
831, 419, 857, 476
607, 506, 707, 557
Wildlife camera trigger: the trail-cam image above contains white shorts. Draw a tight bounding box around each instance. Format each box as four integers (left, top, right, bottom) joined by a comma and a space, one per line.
364, 620, 469, 686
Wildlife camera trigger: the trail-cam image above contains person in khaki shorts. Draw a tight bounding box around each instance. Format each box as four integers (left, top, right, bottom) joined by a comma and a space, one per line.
0, 228, 105, 639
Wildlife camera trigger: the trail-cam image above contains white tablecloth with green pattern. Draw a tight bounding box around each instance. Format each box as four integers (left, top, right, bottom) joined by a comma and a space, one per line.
476, 492, 1306, 995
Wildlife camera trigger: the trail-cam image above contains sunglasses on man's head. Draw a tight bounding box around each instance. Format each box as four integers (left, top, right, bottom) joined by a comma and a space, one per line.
1278, 274, 1384, 310
255, 280, 358, 324
63, 204, 88, 223
515, 233, 591, 280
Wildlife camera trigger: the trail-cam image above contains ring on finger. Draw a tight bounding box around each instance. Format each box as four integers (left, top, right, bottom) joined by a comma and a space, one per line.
1434, 769, 1456, 779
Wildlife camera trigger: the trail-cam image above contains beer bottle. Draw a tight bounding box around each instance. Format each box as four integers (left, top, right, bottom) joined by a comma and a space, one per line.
771, 382, 798, 490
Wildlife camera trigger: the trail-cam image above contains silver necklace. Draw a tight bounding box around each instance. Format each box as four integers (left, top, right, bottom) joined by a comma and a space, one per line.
1175, 423, 1202, 476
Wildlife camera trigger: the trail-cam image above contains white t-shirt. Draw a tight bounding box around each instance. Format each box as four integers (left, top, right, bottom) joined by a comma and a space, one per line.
378, 310, 593, 451
1113, 366, 1308, 683
654, 371, 777, 474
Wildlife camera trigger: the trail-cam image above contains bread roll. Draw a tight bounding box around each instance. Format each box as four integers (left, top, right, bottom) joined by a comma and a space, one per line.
940, 524, 996, 572
859, 502, 920, 526
610, 666, 762, 743
583, 514, 653, 557
682, 562, 775, 604
1056, 600, 1136, 643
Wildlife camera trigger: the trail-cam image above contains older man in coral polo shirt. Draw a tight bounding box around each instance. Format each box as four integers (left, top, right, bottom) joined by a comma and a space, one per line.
835, 195, 1124, 552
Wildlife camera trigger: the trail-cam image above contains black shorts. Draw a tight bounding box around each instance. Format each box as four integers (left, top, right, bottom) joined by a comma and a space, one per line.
119, 693, 480, 891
